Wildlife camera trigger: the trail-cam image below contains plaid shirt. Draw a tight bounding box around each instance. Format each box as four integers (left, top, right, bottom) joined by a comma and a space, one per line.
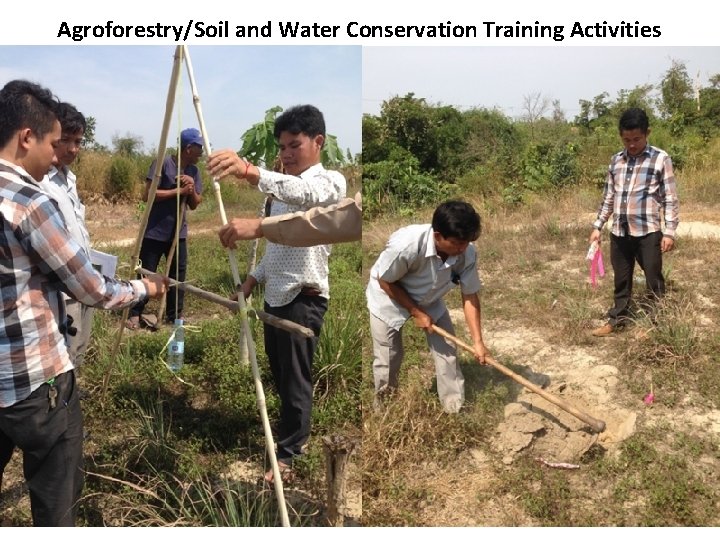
593, 145, 679, 238
1, 159, 146, 407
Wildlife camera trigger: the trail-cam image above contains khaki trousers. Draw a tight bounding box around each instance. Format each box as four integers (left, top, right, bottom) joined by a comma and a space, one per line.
370, 310, 464, 413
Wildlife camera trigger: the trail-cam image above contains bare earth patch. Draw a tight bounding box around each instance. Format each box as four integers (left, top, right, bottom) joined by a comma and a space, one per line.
444, 316, 636, 462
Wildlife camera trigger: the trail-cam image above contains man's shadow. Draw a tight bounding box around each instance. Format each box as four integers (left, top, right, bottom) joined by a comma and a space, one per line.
433, 355, 552, 408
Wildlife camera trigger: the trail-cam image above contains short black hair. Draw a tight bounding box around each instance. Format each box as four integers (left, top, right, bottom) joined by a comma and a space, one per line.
57, 102, 86, 135
0, 80, 59, 148
619, 108, 649, 133
274, 105, 326, 145
432, 200, 481, 242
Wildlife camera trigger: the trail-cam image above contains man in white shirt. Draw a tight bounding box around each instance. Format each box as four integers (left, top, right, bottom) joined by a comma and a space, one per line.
39, 102, 94, 369
367, 200, 489, 413
207, 105, 346, 484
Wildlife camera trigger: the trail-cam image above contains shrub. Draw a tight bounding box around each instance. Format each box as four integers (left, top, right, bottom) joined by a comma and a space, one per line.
107, 155, 139, 201
74, 151, 112, 199
363, 151, 454, 217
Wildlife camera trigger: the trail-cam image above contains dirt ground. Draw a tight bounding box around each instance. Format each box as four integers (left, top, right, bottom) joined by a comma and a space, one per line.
363, 204, 720, 526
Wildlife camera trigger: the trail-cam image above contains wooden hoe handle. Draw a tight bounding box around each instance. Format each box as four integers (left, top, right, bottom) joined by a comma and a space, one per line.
431, 324, 606, 433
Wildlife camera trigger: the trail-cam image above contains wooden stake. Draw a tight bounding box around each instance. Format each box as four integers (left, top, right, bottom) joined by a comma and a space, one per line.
322, 435, 358, 527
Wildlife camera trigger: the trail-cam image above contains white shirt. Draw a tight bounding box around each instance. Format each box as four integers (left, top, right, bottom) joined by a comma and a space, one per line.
250, 163, 346, 307
39, 166, 91, 256
366, 224, 482, 329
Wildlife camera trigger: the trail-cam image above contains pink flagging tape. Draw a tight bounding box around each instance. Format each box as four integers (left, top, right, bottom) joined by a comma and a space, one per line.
590, 249, 605, 287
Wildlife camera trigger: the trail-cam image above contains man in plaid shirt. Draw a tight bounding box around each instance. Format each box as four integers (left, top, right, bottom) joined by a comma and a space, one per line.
589, 108, 679, 336
0, 80, 166, 525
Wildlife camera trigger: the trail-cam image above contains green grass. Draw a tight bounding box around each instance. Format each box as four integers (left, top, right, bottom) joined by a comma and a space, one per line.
31, 230, 363, 526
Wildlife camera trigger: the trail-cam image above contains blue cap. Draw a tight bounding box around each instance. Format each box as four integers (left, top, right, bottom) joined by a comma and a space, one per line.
180, 128, 203, 148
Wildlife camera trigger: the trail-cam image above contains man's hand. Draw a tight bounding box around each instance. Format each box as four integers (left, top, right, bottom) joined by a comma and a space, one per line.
661, 236, 675, 253
180, 174, 195, 196
410, 308, 433, 331
142, 274, 169, 298
589, 228, 601, 244
230, 276, 257, 302
218, 218, 264, 249
207, 149, 254, 183
473, 341, 489, 365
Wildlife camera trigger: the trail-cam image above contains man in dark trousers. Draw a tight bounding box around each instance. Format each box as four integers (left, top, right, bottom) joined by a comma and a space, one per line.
590, 108, 679, 336
0, 79, 166, 526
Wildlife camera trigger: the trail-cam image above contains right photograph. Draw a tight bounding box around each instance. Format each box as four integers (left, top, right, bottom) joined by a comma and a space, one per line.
361, 46, 720, 526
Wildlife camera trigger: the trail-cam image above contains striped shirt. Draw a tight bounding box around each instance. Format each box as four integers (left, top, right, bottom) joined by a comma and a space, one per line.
593, 145, 679, 238
250, 163, 346, 307
1, 159, 146, 407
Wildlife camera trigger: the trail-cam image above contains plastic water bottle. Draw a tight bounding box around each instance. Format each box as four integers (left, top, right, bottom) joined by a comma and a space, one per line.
167, 319, 184, 373
585, 240, 598, 261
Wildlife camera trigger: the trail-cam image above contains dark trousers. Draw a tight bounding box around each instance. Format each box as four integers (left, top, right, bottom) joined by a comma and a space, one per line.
130, 237, 187, 322
0, 370, 84, 526
607, 230, 665, 327
263, 294, 327, 465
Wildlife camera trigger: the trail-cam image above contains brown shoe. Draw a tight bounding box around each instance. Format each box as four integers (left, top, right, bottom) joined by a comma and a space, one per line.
591, 323, 614, 337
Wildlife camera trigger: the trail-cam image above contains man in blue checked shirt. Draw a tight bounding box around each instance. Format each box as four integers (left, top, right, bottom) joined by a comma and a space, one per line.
589, 108, 679, 337
0, 80, 167, 526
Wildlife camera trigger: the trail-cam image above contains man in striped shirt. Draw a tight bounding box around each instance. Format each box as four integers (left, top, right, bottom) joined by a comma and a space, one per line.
590, 108, 679, 337
0, 80, 166, 526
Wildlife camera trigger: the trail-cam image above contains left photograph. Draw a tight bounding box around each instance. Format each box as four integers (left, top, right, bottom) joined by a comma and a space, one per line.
0, 45, 362, 526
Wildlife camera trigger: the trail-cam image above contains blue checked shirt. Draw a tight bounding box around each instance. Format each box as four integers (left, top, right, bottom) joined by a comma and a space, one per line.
593, 145, 679, 238
1, 159, 147, 407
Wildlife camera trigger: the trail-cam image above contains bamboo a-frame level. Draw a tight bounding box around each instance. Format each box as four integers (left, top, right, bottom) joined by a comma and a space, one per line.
108, 46, 291, 526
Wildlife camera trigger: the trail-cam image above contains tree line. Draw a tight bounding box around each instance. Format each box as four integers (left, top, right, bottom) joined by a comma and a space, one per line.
362, 59, 720, 216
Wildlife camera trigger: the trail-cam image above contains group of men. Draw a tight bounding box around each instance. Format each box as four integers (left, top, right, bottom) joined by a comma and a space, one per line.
0, 80, 167, 525
0, 77, 358, 524
1, 76, 677, 527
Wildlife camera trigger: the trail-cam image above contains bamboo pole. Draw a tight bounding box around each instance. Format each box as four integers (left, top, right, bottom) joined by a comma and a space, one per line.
181, 46, 249, 367
246, 197, 268, 277
136, 269, 314, 338
105, 46, 184, 391
181, 45, 290, 527
156, 201, 187, 325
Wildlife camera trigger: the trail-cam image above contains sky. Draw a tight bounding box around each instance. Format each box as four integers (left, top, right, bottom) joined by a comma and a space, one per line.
1, 4, 719, 161
0, 46, 362, 156
363, 47, 720, 120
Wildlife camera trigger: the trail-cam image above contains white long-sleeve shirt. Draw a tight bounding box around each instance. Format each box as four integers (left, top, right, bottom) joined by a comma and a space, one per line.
250, 163, 346, 307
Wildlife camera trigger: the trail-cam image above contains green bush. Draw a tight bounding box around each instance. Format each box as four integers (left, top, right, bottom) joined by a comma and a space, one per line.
107, 155, 139, 200
363, 151, 454, 217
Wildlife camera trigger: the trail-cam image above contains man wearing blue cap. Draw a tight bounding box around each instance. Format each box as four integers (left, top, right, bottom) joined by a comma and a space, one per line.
127, 128, 204, 329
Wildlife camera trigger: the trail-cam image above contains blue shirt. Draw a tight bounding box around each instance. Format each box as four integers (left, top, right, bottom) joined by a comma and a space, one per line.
145, 156, 202, 241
